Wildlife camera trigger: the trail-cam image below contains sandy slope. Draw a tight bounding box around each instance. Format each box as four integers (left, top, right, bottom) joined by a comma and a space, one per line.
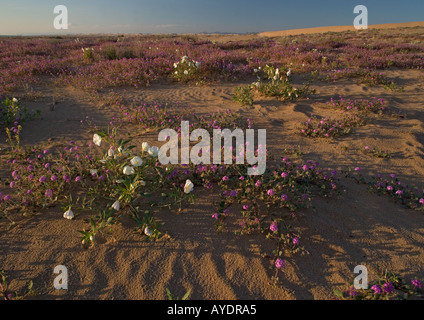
259, 21, 424, 37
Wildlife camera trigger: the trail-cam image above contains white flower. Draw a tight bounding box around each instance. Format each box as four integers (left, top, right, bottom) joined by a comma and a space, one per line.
184, 179, 194, 194
195, 61, 201, 68
107, 147, 115, 157
130, 156, 143, 167
273, 76, 278, 81
93, 133, 102, 147
144, 226, 153, 237
175, 71, 178, 74
12, 98, 18, 103
184, 70, 189, 75
275, 68, 280, 75
148, 146, 159, 157
142, 142, 150, 153
89, 169, 98, 176
111, 200, 120, 211
253, 69, 258, 73
286, 69, 292, 77
63, 209, 74, 220
181, 56, 189, 62
123, 165, 135, 175
173, 62, 178, 68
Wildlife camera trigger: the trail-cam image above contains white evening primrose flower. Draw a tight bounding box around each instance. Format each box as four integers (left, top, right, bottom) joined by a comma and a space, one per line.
195, 61, 201, 68
275, 68, 280, 75
181, 56, 189, 62
148, 146, 159, 157
173, 62, 178, 68
111, 200, 120, 211
93, 133, 102, 147
287, 69, 292, 77
63, 208, 74, 220
253, 68, 258, 73
130, 156, 143, 167
184, 179, 194, 194
108, 147, 115, 157
123, 165, 135, 175
184, 70, 189, 75
142, 142, 150, 153
12, 98, 18, 103
144, 226, 153, 237
273, 76, 278, 81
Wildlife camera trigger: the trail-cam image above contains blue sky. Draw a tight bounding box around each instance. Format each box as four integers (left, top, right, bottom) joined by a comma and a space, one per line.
0, 0, 423, 35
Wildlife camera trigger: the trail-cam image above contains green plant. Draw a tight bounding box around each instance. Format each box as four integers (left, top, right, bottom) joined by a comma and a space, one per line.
166, 288, 192, 300
233, 85, 254, 106
0, 270, 35, 300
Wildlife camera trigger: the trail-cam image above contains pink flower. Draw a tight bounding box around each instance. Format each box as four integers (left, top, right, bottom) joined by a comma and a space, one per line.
267, 189, 275, 196
275, 258, 285, 269
270, 222, 278, 232
212, 213, 219, 220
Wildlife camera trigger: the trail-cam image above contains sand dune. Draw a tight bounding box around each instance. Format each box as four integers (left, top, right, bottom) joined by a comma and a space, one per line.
259, 21, 424, 37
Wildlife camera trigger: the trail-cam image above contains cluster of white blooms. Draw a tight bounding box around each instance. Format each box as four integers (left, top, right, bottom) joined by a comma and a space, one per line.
174, 56, 201, 75
81, 47, 94, 53
64, 134, 194, 221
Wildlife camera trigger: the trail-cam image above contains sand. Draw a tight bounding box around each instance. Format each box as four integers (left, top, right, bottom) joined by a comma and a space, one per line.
1, 29, 424, 301
259, 21, 424, 37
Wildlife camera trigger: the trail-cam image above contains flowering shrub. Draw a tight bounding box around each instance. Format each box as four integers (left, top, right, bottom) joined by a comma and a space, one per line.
173, 56, 202, 83
298, 114, 366, 138
1, 97, 40, 127
334, 266, 424, 300
253, 65, 315, 100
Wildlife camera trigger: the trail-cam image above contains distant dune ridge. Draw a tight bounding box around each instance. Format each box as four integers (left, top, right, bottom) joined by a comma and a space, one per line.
259, 21, 424, 37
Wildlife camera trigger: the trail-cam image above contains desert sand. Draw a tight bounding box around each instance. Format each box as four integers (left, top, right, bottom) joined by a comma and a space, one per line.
1, 25, 424, 301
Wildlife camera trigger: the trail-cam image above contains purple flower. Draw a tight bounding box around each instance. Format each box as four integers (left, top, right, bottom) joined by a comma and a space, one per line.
411, 279, 422, 289
43, 149, 50, 154
419, 198, 424, 205
63, 175, 71, 183
270, 222, 278, 232
275, 258, 285, 269
281, 194, 288, 201
354, 167, 361, 172
10, 181, 15, 188
229, 190, 237, 197
387, 186, 393, 191
28, 174, 34, 181
390, 174, 396, 179
243, 205, 249, 210
281, 172, 288, 178
3, 194, 11, 202
302, 165, 309, 171
371, 285, 382, 294
239, 176, 245, 181
39, 176, 47, 183
212, 213, 219, 220
27, 165, 34, 172
255, 180, 262, 188
51, 175, 58, 182
45, 189, 54, 198
267, 189, 275, 196
75, 176, 82, 182
395, 190, 403, 196
383, 282, 393, 294
292, 237, 300, 246
11, 170, 19, 178
222, 176, 229, 182
26, 189, 32, 195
